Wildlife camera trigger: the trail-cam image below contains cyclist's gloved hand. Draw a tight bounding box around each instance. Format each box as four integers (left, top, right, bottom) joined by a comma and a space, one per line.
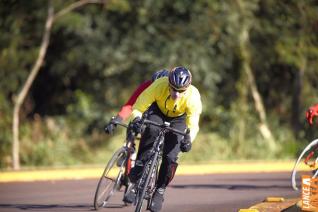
180, 129, 191, 152
130, 116, 143, 135
104, 115, 123, 134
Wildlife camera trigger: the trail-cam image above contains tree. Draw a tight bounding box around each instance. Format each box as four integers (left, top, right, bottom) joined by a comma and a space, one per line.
235, 0, 276, 150
274, 1, 318, 136
12, 0, 107, 170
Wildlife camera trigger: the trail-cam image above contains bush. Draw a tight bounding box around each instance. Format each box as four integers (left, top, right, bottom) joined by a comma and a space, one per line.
0, 94, 12, 168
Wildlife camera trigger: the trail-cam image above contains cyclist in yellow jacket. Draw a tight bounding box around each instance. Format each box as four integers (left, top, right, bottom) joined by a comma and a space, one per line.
124, 66, 202, 212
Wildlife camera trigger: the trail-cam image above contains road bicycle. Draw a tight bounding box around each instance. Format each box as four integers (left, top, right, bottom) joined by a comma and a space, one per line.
130, 118, 187, 212
291, 138, 318, 190
93, 120, 136, 210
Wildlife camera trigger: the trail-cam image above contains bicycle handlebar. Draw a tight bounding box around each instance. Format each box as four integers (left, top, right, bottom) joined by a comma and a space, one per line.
116, 122, 129, 128
143, 119, 188, 136
111, 120, 128, 128
111, 117, 188, 136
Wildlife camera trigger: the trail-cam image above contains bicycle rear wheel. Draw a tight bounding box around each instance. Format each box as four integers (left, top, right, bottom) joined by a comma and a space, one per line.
94, 147, 128, 210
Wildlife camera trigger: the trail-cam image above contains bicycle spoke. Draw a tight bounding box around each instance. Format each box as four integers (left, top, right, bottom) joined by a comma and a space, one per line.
94, 147, 129, 210
96, 181, 114, 203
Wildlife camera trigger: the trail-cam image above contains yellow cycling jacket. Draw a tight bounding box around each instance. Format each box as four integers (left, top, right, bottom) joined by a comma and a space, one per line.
131, 77, 202, 142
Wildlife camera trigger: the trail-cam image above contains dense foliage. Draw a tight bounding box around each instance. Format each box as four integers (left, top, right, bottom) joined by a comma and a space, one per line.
1, 0, 318, 168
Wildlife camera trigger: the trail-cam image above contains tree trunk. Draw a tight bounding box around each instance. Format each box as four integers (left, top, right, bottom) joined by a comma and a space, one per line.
12, 0, 107, 170
237, 17, 277, 151
12, 3, 54, 170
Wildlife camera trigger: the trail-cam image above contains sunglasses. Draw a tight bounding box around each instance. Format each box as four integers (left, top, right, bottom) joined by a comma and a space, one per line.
169, 86, 187, 93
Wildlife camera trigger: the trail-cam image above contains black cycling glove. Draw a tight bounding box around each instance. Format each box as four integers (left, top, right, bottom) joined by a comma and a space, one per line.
180, 129, 191, 152
129, 117, 143, 135
104, 115, 123, 134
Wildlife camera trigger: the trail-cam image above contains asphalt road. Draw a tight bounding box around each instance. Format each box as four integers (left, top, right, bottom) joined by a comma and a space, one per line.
0, 172, 300, 212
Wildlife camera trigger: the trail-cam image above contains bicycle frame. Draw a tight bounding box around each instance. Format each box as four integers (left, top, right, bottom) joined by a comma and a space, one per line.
134, 119, 187, 212
136, 128, 165, 201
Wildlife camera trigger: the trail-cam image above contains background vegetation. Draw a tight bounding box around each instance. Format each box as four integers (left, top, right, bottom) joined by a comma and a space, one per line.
1, 0, 318, 169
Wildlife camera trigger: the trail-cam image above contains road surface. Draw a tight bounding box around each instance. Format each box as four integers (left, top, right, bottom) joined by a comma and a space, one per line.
0, 172, 299, 212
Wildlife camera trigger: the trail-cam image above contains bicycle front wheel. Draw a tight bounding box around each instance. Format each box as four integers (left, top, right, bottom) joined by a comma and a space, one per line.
94, 147, 128, 210
135, 152, 159, 212
291, 138, 318, 190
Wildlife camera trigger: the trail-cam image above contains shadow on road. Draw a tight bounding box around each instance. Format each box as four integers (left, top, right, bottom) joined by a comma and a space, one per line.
0, 203, 127, 210
170, 184, 291, 190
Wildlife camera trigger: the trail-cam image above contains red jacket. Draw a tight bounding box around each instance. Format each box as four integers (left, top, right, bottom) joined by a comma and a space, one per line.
117, 80, 152, 120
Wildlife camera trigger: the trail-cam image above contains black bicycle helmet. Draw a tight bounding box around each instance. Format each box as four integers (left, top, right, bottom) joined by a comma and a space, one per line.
168, 66, 192, 91
151, 69, 169, 82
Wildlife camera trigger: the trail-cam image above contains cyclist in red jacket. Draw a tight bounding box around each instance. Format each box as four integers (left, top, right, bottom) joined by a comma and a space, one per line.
104, 69, 169, 134
306, 104, 318, 125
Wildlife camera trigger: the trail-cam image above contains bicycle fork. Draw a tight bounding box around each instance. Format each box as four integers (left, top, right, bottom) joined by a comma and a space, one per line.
135, 152, 159, 209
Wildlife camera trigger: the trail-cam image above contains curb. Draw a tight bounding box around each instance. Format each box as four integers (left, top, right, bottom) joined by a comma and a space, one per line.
0, 161, 304, 183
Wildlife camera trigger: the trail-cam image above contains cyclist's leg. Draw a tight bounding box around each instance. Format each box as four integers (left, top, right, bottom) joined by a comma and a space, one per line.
150, 114, 187, 211
130, 103, 165, 183
157, 113, 187, 188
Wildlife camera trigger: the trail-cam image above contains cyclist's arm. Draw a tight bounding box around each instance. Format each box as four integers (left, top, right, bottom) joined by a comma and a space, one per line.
186, 87, 202, 142
117, 80, 152, 121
